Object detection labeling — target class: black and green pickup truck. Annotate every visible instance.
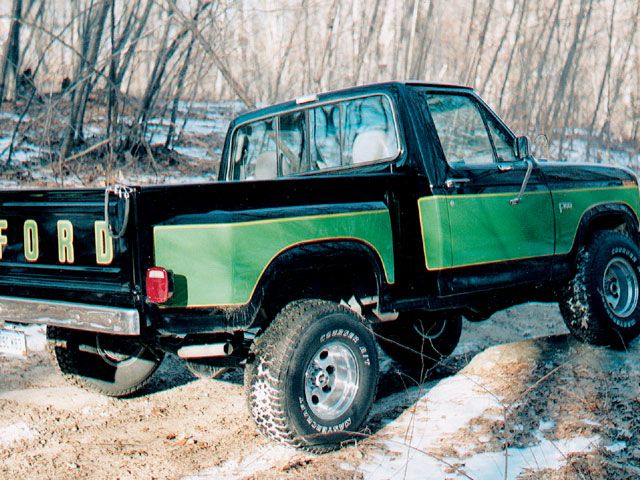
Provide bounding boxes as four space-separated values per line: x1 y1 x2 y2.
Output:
1 81 640 451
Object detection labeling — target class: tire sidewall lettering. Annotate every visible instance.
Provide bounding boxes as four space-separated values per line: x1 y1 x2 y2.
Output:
610 247 638 265
319 327 371 367
594 238 640 333
286 312 377 441
298 396 353 433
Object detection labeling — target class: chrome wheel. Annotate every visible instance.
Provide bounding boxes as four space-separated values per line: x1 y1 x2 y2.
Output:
602 257 639 323
96 335 146 367
304 340 359 421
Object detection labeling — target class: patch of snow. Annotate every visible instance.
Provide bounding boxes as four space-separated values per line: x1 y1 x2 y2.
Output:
378 349 394 374
451 341 476 355
582 418 600 427
458 434 599 480
184 444 296 479
360 374 503 479
548 137 639 170
0 111 29 122
175 99 245 115
539 419 555 431
605 441 626 453
172 145 214 160
0 422 37 446
360 340 604 480
84 125 105 137
0 137 44 163
146 116 229 143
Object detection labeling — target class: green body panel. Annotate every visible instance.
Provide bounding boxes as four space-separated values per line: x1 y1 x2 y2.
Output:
447 191 555 267
419 186 640 270
417 197 452 269
419 192 555 269
153 210 395 307
552 186 640 254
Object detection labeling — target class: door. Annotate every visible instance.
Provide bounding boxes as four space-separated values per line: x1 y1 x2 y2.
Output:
421 92 555 285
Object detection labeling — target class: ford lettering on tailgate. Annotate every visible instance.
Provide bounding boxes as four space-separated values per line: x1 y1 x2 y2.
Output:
0 217 114 266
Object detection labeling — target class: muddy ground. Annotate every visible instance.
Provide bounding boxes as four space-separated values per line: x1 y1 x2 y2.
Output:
1 303 639 480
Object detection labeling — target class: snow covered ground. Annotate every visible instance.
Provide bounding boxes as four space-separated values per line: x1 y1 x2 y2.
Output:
3 303 639 479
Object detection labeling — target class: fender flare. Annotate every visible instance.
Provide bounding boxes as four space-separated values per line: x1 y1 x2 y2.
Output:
571 202 639 256
247 239 391 317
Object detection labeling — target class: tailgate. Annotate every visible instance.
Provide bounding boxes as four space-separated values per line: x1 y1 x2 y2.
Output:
0 188 138 308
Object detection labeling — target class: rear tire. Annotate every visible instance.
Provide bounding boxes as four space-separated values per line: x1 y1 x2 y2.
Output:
47 327 164 397
559 231 640 348
245 299 379 452
375 312 462 377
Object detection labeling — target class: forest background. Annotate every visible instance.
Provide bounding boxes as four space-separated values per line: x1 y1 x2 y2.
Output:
0 0 638 185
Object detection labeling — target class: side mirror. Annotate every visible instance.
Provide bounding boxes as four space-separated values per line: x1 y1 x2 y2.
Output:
516 136 530 160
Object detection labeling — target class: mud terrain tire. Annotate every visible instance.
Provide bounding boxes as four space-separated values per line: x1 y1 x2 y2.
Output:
245 299 379 452
559 231 640 348
376 312 462 377
47 327 164 397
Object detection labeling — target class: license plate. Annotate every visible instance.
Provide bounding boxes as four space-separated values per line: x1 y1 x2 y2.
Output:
0 329 27 357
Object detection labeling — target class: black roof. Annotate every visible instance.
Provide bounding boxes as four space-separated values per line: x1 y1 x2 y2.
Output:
231 81 473 127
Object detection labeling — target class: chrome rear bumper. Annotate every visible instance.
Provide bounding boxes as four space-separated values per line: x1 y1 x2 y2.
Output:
0 296 140 335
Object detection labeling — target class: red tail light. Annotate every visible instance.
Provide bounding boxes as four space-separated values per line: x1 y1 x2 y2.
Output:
146 267 173 304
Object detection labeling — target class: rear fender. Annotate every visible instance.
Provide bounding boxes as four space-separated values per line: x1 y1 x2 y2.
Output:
250 240 388 327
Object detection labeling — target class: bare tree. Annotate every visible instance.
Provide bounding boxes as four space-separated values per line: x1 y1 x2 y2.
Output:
0 0 23 102
0 0 637 178
58 0 111 162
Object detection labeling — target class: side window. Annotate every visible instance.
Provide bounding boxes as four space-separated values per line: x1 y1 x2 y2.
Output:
342 96 398 165
485 116 518 163
232 118 277 180
231 94 400 180
425 94 495 166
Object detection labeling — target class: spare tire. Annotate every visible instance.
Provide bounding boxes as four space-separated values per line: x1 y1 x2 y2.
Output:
47 327 163 397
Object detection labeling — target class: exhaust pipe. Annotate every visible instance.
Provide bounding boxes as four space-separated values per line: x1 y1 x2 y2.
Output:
177 342 234 359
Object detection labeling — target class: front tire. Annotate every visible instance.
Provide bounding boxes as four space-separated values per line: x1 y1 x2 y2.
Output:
245 300 379 452
47 327 164 397
559 231 640 348
376 312 462 377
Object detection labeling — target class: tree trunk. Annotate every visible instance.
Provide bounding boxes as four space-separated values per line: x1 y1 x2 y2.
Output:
498 0 528 112
166 0 256 108
0 0 23 103
59 0 110 163
165 32 196 148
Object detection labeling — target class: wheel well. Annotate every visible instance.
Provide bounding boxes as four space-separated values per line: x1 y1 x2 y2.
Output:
581 210 638 247
571 206 639 265
251 241 383 329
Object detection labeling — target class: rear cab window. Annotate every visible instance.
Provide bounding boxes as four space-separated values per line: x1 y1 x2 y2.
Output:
229 94 401 180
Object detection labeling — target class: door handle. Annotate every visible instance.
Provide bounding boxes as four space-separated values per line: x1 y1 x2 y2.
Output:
445 178 471 189
510 159 533 206
497 163 513 172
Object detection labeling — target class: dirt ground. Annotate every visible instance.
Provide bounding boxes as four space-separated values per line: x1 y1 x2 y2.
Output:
2 303 639 480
